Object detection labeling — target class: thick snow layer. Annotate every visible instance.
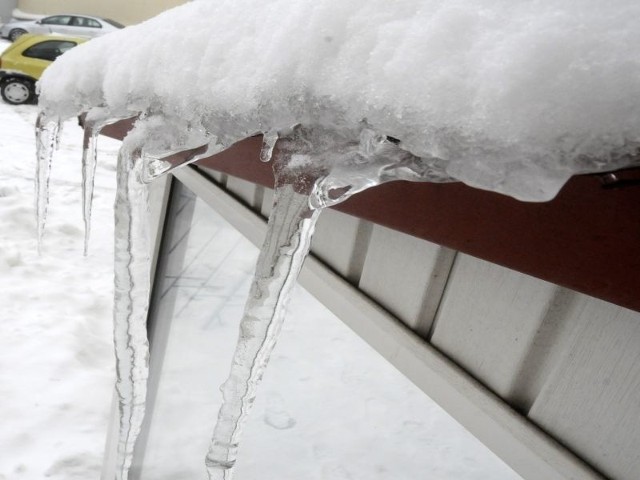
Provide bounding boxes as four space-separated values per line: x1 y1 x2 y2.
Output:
0 69 520 478
38 0 640 200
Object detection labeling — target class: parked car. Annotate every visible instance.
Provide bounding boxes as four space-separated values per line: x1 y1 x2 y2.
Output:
1 14 124 42
0 34 87 104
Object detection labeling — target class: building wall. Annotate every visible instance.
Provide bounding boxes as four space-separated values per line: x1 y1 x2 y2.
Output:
1 0 19 24
16 0 189 25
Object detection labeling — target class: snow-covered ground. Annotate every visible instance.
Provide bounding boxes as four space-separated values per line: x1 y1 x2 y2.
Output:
0 36 521 479
0 40 119 479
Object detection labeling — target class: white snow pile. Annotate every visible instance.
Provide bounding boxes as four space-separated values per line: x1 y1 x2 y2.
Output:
38 0 640 200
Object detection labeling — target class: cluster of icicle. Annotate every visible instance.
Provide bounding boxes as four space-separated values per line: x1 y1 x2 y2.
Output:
36 107 455 479
32 0 640 476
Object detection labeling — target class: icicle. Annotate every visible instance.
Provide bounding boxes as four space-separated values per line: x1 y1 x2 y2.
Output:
205 148 324 480
34 111 60 254
81 109 132 255
309 128 454 209
113 139 151 480
259 131 279 162
141 143 209 184
204 125 455 479
130 115 214 183
81 123 99 255
142 153 173 182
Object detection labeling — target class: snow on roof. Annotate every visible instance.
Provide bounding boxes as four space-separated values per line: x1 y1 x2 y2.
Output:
38 0 640 200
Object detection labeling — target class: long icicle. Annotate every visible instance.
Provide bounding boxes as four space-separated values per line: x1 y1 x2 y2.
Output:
113 139 151 480
205 154 324 480
35 111 60 254
81 110 135 255
203 125 455 479
81 119 101 255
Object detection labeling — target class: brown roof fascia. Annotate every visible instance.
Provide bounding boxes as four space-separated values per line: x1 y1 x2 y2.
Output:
100 119 640 313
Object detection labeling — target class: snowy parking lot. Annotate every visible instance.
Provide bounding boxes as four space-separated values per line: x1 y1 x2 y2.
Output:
0 38 520 479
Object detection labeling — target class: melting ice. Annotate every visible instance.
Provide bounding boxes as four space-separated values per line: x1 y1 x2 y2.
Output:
205 126 450 479
34 0 640 478
34 112 59 253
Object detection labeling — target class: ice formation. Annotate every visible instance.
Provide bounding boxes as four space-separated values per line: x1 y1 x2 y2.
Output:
205 126 449 479
205 147 323 478
81 108 131 254
34 0 639 478
111 137 151 480
34 113 59 253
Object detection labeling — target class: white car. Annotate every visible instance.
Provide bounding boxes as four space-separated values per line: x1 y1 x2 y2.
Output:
1 14 124 42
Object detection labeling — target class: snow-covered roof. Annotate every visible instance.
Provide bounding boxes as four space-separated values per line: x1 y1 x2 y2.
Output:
38 0 640 201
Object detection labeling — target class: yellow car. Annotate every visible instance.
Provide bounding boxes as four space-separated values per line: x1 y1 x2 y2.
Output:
0 34 87 104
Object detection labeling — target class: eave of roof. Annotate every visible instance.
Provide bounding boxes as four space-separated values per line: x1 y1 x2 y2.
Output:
101 119 640 313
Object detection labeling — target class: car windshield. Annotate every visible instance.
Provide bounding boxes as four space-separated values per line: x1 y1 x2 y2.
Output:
100 18 125 29
22 40 77 61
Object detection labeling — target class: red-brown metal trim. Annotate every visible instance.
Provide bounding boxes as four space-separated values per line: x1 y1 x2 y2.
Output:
101 120 640 313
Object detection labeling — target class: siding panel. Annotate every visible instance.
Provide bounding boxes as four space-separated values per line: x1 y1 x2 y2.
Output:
359 225 454 333
431 255 579 407
311 209 372 284
529 299 640 480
